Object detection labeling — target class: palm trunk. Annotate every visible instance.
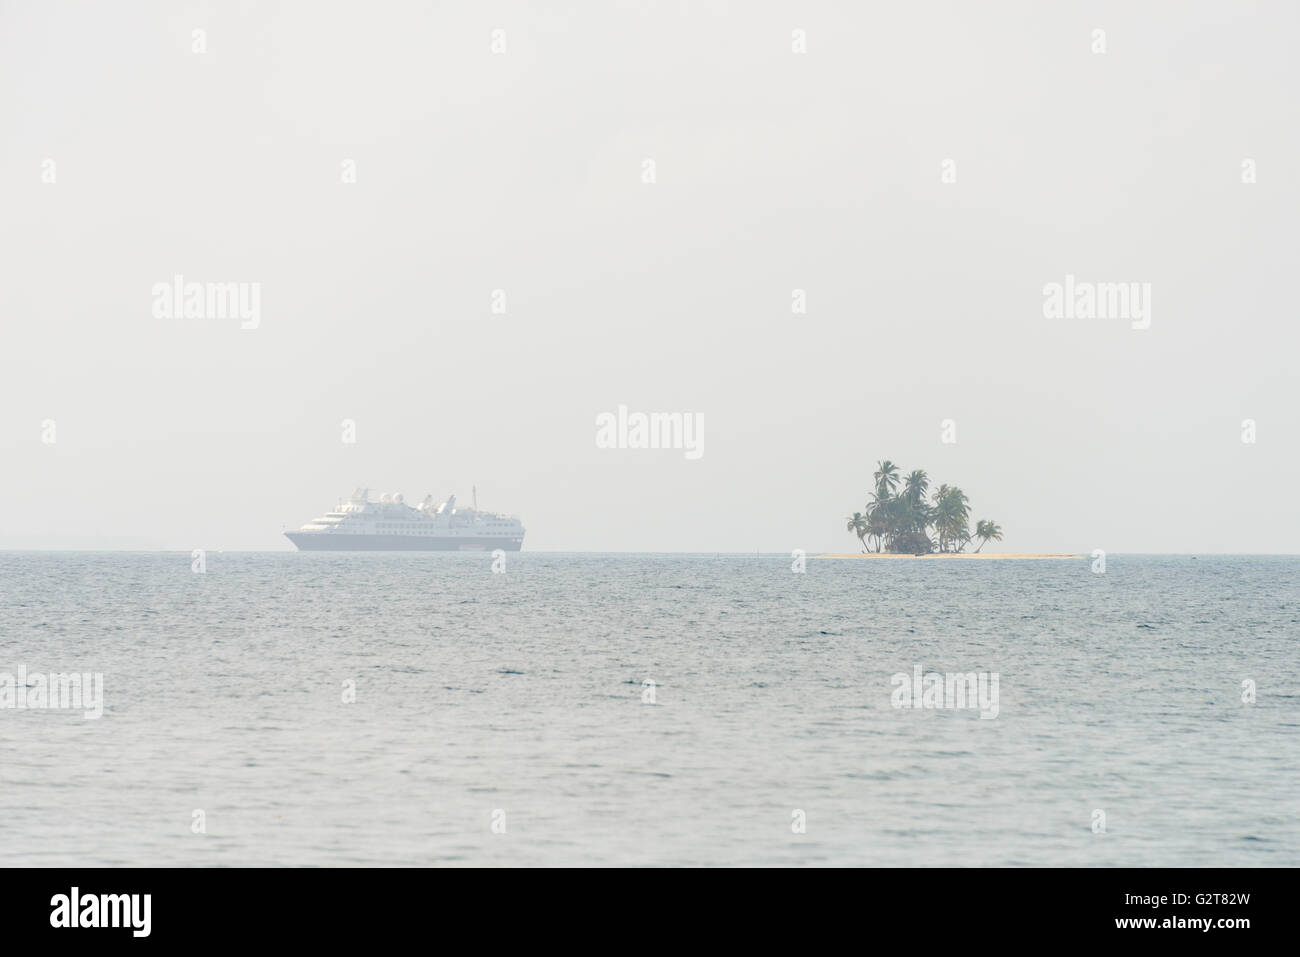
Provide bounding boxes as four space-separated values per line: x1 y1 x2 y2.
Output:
974 539 985 553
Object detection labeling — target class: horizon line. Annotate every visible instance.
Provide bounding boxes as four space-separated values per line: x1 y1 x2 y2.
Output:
3 549 1300 557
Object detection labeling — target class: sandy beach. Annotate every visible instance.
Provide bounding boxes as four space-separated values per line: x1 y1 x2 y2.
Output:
815 552 1082 560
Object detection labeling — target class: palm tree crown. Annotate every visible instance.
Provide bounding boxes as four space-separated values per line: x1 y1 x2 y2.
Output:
873 460 900 499
973 520 1003 553
901 470 930 507
845 512 870 552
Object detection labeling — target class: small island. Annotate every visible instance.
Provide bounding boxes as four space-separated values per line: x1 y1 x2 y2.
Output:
828 460 1079 559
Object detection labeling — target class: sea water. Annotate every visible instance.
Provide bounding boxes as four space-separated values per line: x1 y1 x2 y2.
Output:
0 552 1295 866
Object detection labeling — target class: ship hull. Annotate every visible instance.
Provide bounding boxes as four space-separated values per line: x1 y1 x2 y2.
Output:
286 532 523 552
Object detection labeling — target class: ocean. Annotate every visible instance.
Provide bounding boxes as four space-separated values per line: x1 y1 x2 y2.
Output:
1 552 1296 866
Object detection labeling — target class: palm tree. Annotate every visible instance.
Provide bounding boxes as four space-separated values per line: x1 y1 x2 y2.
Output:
973 520 1002 553
932 484 970 552
901 469 929 508
866 511 888 552
880 495 908 552
932 484 951 552
890 471 931 552
864 491 889 552
845 512 870 552
873 460 900 499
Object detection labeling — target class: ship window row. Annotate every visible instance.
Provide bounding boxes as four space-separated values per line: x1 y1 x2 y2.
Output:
366 524 510 535
357 524 515 535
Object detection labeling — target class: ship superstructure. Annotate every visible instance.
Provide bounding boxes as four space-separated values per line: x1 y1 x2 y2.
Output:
285 488 525 551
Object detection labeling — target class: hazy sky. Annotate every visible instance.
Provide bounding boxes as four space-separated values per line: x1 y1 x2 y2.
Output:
2 1 1297 552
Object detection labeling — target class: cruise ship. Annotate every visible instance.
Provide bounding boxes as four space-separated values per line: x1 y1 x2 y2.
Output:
285 488 525 551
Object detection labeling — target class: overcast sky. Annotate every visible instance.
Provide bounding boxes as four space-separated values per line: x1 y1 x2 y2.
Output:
2 0 1297 552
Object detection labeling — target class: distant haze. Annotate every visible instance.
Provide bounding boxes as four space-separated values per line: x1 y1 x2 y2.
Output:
2 1 1297 552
